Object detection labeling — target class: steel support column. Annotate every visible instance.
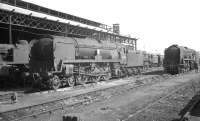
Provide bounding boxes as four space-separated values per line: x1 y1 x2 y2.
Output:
9 15 12 44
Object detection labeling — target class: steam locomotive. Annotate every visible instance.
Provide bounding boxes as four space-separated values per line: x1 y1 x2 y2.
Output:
163 44 199 74
0 35 162 89
0 40 30 86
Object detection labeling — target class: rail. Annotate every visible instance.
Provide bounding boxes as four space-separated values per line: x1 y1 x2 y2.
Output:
0 74 156 121
0 68 165 121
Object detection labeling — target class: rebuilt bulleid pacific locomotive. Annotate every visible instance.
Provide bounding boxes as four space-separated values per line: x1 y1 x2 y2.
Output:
163 44 199 74
29 35 125 89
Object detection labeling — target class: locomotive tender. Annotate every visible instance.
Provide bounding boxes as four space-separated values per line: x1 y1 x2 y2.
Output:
163 44 199 74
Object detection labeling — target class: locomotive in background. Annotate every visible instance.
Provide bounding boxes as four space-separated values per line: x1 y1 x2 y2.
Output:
0 40 30 87
0 35 163 89
143 52 163 68
163 44 199 74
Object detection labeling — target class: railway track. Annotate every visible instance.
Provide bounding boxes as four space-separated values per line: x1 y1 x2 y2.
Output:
0 71 169 121
0 69 156 96
0 67 164 101
122 78 199 121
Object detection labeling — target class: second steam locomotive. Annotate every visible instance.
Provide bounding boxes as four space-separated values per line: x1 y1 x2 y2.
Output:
163 44 199 74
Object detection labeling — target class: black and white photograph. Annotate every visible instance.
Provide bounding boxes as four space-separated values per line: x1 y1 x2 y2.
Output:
0 0 200 121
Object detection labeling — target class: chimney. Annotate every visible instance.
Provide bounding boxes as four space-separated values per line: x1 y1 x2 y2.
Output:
113 24 120 34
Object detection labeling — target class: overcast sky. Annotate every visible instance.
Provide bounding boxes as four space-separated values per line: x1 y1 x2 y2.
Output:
23 0 200 54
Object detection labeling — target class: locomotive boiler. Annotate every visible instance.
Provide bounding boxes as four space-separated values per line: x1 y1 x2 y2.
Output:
163 44 197 74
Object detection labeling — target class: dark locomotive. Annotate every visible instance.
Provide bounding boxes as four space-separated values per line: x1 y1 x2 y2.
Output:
29 35 123 89
163 44 199 74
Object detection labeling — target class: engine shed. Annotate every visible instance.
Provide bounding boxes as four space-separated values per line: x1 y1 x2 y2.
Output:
0 0 137 50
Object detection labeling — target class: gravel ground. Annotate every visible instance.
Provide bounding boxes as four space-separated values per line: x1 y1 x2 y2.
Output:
63 72 200 121
131 78 200 121
0 74 165 121
1 70 199 121
0 75 157 113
